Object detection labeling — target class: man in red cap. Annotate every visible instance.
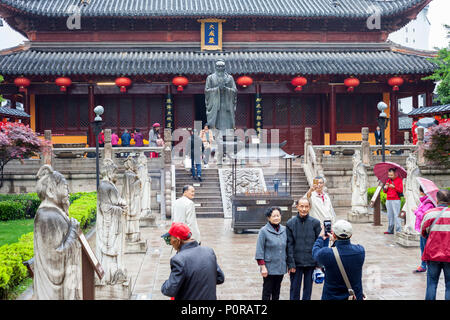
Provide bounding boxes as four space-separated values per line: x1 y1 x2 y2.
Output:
161 222 224 300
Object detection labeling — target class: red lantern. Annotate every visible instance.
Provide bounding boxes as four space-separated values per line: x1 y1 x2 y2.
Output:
388 76 404 91
14 77 31 92
55 77 72 92
291 76 307 92
344 77 360 93
115 77 132 92
172 76 189 92
237 76 253 88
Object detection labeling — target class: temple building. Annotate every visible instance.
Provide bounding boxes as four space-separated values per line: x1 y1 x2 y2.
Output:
0 0 437 154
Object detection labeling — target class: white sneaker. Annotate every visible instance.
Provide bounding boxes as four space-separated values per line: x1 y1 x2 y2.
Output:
204 164 209 168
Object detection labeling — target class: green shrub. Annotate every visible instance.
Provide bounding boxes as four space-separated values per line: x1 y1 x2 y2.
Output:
0 201 26 221
68 193 97 230
0 232 33 298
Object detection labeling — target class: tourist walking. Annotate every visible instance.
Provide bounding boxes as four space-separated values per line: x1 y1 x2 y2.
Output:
111 131 119 147
374 126 382 155
413 185 435 273
98 129 105 147
286 197 321 300
200 124 214 167
172 185 201 244
421 190 450 300
161 222 224 300
312 220 365 300
121 129 131 147
306 176 336 223
383 168 403 234
255 207 287 300
133 129 144 147
186 129 204 181
149 123 163 158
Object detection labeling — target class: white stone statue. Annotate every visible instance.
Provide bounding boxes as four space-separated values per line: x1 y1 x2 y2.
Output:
137 153 152 219
121 156 142 242
34 165 82 300
96 159 128 285
351 150 368 216
401 154 421 234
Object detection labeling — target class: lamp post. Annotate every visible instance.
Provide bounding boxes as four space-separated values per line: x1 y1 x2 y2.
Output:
91 105 104 190
376 102 389 163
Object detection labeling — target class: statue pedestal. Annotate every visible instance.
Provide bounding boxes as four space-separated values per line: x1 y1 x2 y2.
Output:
125 239 147 254
395 231 420 247
347 212 372 223
140 215 156 228
95 277 132 300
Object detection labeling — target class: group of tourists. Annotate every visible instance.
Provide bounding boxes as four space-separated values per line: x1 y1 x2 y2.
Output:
97 123 163 150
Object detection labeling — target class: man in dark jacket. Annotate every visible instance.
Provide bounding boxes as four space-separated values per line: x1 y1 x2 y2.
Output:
312 220 365 300
186 129 204 181
161 222 224 300
121 129 131 147
286 197 321 300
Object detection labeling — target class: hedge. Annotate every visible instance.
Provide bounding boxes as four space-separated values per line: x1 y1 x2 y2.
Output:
367 187 405 210
0 233 33 299
0 192 96 221
0 193 97 299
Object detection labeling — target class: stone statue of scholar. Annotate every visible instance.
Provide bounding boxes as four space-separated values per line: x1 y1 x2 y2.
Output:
121 156 142 242
205 60 237 131
34 165 82 300
96 159 128 285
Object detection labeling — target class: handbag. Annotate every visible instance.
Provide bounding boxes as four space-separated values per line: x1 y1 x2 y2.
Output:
183 155 191 169
332 247 366 300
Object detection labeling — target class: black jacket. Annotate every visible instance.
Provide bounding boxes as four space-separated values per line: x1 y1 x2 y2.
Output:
374 130 382 145
286 214 321 268
161 241 225 300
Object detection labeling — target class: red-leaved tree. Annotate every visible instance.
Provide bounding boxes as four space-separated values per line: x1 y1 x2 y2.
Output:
0 123 50 188
423 122 450 169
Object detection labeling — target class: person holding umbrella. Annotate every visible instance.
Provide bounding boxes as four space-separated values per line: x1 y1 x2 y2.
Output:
383 168 404 234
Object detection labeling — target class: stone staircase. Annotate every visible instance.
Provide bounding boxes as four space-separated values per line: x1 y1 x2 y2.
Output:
175 168 224 218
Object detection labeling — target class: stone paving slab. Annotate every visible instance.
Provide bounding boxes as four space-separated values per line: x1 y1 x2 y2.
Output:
129 209 447 300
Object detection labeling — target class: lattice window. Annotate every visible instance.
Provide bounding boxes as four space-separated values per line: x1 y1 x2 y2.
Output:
79 97 89 128
54 103 65 128
119 98 133 128
262 96 273 127
149 96 164 127
67 98 78 128
174 96 193 129
274 96 289 126
102 97 118 129
134 97 149 128
235 95 250 128
290 96 303 125
354 96 365 125
41 102 53 131
304 97 317 125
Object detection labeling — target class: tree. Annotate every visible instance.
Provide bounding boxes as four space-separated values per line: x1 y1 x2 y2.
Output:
0 123 49 188
423 48 450 105
423 123 450 169
0 75 4 103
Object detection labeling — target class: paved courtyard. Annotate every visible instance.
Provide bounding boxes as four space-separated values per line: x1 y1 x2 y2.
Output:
121 208 447 301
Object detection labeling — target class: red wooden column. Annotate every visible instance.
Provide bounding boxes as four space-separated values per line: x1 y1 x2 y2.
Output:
390 91 398 145
425 82 433 106
88 85 95 147
329 85 337 145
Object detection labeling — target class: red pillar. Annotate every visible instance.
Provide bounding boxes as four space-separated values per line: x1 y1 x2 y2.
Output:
88 85 95 147
390 92 398 145
329 85 337 145
425 83 433 106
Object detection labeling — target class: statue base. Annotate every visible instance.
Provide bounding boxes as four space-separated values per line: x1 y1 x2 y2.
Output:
125 240 147 254
347 212 372 223
95 277 132 300
140 215 157 228
395 231 420 247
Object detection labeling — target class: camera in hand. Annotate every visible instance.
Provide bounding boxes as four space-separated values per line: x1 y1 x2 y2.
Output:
324 220 332 235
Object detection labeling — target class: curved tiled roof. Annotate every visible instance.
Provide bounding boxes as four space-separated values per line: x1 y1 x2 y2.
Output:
0 48 436 76
0 106 30 118
0 0 429 19
408 105 450 117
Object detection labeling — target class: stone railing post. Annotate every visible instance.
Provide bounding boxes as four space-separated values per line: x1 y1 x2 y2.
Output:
304 127 312 163
403 131 411 155
316 149 324 177
43 130 53 166
416 127 425 166
103 129 112 160
164 128 173 219
361 127 370 165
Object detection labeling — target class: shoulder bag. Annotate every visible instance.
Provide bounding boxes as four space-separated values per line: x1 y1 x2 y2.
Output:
332 247 366 300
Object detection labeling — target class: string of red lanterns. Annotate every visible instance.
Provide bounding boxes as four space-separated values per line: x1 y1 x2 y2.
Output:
13 76 31 92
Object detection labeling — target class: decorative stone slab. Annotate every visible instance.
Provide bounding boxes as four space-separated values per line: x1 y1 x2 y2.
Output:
125 240 148 254
347 212 373 224
95 277 132 300
395 231 420 247
218 168 267 218
140 216 157 228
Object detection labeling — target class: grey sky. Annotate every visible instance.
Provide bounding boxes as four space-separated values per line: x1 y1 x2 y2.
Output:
0 0 449 50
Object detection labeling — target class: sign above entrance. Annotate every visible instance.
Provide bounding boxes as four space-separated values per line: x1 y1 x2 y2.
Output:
198 19 225 51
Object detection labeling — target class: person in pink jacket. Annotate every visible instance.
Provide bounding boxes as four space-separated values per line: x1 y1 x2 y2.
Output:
413 186 436 273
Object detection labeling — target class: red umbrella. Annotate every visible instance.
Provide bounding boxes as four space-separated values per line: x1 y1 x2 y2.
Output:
416 177 439 206
373 162 407 183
